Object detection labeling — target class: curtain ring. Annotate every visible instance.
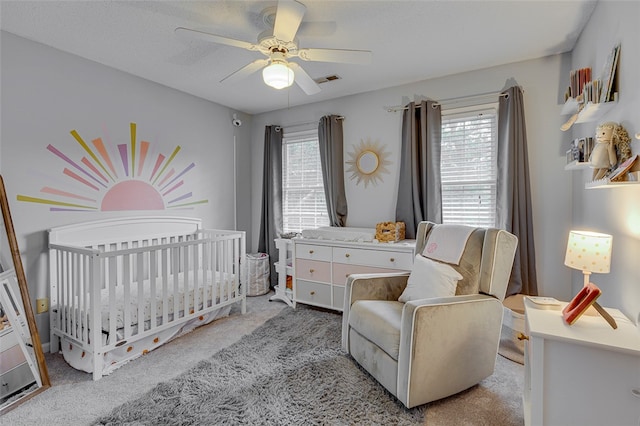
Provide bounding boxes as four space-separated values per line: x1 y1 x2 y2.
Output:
275 126 281 132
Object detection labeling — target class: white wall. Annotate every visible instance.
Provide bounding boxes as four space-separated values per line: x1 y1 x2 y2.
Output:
567 0 640 324
251 53 575 303
0 32 252 337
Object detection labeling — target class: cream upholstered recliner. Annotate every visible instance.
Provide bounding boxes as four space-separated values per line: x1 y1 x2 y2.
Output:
341 221 518 408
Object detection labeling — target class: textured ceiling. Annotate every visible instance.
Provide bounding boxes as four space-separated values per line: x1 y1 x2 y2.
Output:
0 0 597 114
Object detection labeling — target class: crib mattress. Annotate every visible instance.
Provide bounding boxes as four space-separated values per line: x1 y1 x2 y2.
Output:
60 271 236 334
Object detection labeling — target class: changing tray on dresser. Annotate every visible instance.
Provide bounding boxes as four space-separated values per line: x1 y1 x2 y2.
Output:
292 238 416 311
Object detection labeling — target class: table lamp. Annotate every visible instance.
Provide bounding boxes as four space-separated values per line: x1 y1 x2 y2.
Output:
563 230 616 328
564 230 612 287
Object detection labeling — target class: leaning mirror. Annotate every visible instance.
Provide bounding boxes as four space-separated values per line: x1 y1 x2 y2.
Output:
0 175 50 414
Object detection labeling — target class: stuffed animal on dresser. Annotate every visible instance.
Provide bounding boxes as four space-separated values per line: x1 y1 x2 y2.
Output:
589 121 632 180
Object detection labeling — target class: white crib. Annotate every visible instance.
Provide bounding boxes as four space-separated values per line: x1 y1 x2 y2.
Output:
48 216 246 380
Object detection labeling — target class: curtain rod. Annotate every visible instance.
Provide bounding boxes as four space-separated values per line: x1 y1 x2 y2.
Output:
385 91 509 112
285 116 344 128
279 116 344 131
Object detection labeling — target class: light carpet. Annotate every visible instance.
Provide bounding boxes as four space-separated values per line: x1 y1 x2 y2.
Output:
95 305 524 425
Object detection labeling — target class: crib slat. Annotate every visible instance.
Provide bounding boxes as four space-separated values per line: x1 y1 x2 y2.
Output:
149 248 157 330
172 244 179 323
183 241 189 318
123 254 131 339
161 246 169 326
137 251 145 333
108 255 117 344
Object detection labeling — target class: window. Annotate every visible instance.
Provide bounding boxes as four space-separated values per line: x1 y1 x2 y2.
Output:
440 105 498 227
282 130 329 233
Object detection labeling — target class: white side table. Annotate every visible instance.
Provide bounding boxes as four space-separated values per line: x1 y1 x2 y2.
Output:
523 297 640 426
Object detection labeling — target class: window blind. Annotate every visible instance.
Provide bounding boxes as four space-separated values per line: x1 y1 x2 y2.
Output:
440 107 498 227
282 130 329 233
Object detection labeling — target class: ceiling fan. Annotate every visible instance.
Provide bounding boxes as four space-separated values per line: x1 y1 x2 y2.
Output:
175 0 372 95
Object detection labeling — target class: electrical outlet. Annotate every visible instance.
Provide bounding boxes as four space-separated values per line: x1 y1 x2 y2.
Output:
36 298 48 314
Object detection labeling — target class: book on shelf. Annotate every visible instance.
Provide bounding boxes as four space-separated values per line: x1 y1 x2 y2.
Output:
568 67 591 100
599 43 620 103
608 154 637 182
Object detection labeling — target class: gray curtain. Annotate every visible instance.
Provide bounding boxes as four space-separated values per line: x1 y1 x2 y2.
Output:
318 115 348 226
497 86 538 296
395 100 442 239
258 125 283 287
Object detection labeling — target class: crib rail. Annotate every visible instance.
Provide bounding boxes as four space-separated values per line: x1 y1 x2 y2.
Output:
49 228 245 377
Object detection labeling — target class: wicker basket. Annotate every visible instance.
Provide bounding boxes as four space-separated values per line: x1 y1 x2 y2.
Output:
375 221 406 242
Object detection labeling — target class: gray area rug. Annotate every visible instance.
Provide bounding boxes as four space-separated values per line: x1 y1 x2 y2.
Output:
95 305 523 425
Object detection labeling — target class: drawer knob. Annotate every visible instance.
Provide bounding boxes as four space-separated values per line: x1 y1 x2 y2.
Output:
310 291 316 295
309 250 314 254
345 253 350 258
389 257 395 262
309 269 315 273
517 333 529 341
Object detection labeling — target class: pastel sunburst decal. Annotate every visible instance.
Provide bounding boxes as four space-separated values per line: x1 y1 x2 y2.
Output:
17 122 208 211
345 138 391 188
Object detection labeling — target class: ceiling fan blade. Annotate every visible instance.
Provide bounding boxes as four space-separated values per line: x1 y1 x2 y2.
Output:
175 27 258 51
297 48 372 65
273 0 306 41
221 59 270 84
289 62 321 95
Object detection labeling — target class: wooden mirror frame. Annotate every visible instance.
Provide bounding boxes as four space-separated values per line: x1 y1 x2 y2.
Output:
0 175 50 414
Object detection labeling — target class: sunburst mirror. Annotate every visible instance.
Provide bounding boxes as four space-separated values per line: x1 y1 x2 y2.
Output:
346 138 391 188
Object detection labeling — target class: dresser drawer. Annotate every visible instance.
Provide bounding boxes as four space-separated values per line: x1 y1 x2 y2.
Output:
295 280 331 307
295 259 331 283
331 263 400 286
0 362 35 398
295 243 332 262
332 247 414 270
0 344 27 375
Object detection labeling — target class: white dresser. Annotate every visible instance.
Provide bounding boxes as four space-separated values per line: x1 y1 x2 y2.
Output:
523 297 640 426
292 238 416 311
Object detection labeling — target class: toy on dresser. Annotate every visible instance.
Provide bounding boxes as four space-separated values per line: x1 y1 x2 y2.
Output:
375 221 406 242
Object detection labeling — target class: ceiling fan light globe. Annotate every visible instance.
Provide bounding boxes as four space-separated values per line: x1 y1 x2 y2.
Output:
262 62 295 89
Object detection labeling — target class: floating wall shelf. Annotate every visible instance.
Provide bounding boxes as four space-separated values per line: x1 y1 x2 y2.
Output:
561 98 618 124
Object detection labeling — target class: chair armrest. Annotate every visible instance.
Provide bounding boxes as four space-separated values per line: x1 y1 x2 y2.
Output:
346 272 410 305
341 272 409 351
396 294 504 407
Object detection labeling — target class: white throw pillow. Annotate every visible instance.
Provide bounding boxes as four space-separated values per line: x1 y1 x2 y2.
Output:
398 255 463 302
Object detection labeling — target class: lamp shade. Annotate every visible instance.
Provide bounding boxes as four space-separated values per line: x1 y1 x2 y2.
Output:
262 62 294 89
564 230 612 274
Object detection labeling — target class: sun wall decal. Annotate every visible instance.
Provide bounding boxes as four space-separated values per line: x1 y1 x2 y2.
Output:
17 122 208 211
345 138 391 188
